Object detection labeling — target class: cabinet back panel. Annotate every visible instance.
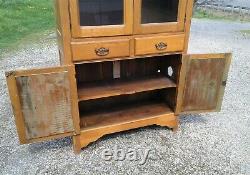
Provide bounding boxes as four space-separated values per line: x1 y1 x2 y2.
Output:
120 57 159 79
76 55 181 84
76 62 113 83
120 55 181 83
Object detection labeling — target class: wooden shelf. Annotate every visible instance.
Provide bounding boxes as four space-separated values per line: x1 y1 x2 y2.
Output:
78 76 176 101
80 102 173 131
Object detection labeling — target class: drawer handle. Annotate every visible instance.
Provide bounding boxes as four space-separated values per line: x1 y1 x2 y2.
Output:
95 47 109 56
155 42 167 51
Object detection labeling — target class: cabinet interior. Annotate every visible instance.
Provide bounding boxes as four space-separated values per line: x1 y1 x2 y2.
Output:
79 0 124 26
76 55 182 130
141 0 179 23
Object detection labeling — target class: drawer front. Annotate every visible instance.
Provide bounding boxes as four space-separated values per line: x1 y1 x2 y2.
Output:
72 39 130 61
135 34 185 56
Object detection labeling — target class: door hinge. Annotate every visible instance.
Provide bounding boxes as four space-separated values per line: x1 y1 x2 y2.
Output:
222 80 227 86
5 71 15 78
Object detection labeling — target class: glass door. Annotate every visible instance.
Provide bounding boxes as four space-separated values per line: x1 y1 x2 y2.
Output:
134 0 187 34
70 0 133 38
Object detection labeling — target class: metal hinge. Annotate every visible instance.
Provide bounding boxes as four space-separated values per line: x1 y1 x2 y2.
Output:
222 80 227 86
5 71 15 78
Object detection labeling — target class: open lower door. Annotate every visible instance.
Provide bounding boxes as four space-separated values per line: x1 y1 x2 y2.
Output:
5 66 80 144
176 53 232 114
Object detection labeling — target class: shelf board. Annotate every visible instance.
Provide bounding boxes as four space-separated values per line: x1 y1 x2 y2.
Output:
80 102 173 131
78 76 176 101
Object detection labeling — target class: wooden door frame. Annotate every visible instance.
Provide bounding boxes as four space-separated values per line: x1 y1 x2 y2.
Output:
175 53 232 114
54 0 73 65
69 0 133 38
5 65 80 144
134 0 187 34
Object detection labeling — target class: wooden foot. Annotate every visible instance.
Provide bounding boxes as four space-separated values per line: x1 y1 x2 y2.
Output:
73 114 179 152
172 115 179 132
79 131 104 148
172 125 179 132
157 115 179 131
72 135 81 154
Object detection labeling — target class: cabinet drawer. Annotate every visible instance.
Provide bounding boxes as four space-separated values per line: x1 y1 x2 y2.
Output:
72 39 130 61
135 34 185 56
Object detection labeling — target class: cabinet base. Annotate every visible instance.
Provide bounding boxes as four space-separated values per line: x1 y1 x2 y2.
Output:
72 114 179 154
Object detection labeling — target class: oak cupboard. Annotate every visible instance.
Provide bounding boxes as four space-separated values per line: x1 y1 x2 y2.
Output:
6 0 232 153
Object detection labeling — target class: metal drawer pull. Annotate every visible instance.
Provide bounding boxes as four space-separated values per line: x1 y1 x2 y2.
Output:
95 47 109 56
155 42 167 51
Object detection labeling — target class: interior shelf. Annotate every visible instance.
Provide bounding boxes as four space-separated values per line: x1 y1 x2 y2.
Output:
80 102 173 131
78 76 176 101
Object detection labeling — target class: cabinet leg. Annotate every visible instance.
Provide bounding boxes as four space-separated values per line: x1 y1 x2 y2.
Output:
157 114 179 132
73 135 81 154
72 131 104 152
172 115 179 133
172 125 179 132
79 131 104 148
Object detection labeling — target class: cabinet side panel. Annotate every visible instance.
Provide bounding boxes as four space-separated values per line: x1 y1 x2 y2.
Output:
16 72 74 140
54 0 72 65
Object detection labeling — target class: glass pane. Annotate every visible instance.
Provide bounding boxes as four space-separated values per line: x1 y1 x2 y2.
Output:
79 0 124 26
141 0 179 24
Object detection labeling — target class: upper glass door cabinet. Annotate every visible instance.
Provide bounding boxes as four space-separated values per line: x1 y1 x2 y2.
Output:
70 0 133 37
134 0 187 34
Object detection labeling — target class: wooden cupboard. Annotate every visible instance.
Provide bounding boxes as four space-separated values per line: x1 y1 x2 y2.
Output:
6 0 232 153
